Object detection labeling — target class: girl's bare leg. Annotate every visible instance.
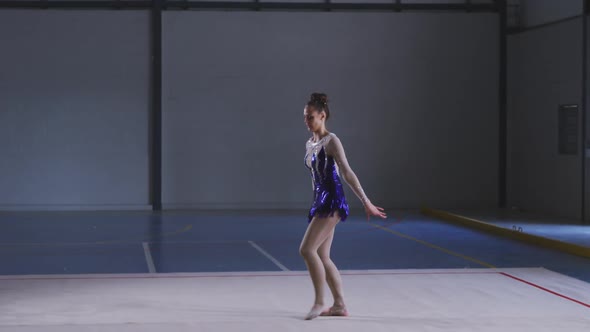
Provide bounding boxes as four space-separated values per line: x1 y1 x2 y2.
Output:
318 228 346 314
299 214 340 320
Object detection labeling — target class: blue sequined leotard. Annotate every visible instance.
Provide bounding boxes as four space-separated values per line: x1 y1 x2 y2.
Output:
304 133 350 222
305 133 371 222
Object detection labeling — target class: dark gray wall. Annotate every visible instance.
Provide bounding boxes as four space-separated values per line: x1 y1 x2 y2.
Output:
520 0 583 27
0 9 499 211
0 10 151 210
507 17 583 218
162 11 499 210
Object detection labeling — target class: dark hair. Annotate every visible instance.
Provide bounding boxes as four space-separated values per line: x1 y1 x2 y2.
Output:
306 92 330 120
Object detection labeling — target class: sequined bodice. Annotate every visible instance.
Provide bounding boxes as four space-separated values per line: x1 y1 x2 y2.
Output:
304 134 340 189
304 133 349 222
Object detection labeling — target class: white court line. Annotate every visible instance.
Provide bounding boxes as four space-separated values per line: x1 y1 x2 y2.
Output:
0 269 502 280
142 242 156 274
248 240 290 271
0 268 506 281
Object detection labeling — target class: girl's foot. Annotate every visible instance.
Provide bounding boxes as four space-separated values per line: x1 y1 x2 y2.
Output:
304 304 325 320
320 305 348 317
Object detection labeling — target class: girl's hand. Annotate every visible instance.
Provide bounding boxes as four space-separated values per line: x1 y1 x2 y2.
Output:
364 202 387 220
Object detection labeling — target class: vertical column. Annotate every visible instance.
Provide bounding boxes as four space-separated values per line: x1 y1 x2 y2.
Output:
498 0 507 208
582 0 588 222
151 0 163 210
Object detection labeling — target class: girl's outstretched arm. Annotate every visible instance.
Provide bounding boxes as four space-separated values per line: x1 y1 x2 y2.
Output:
326 134 387 220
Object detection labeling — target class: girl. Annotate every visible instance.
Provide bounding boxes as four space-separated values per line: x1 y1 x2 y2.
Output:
301 92 387 320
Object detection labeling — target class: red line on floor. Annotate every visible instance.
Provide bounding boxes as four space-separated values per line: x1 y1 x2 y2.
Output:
500 272 590 309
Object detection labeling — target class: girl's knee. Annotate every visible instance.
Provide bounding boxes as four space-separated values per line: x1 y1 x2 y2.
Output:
299 246 318 258
299 246 310 258
319 255 331 264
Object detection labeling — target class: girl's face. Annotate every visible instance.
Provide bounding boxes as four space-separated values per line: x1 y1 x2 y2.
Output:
303 106 325 132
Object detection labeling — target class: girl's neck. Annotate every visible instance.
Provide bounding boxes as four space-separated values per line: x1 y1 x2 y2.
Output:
313 129 329 142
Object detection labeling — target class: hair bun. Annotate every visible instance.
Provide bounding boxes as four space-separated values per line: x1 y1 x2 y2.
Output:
306 92 331 120
310 92 328 105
